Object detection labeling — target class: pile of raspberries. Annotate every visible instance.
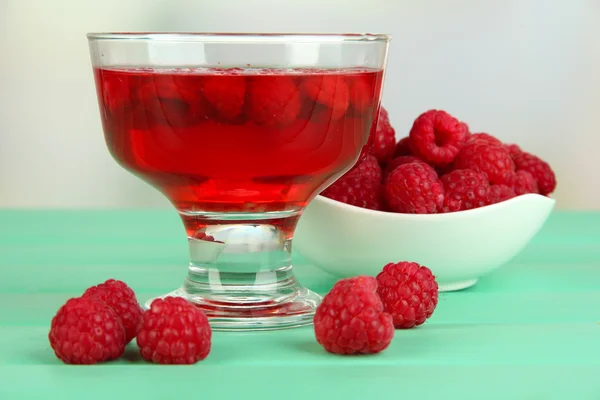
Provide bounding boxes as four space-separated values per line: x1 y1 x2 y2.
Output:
322 108 557 213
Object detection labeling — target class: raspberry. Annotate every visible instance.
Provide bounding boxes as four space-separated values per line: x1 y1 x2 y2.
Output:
83 279 144 344
384 163 444 214
376 262 438 329
383 156 432 183
513 170 538 195
453 142 516 185
313 276 394 355
247 76 301 126
393 137 412 157
440 169 491 212
505 143 524 160
347 77 372 114
49 297 126 364
371 107 397 164
466 132 503 147
408 110 468 166
139 78 210 128
322 176 383 210
345 154 382 182
512 152 556 195
201 76 246 119
300 76 349 120
137 297 212 364
490 184 516 203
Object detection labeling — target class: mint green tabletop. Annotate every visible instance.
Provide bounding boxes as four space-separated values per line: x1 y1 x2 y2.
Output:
0 210 599 399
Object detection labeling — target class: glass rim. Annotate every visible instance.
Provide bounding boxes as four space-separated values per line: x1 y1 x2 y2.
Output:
86 32 391 43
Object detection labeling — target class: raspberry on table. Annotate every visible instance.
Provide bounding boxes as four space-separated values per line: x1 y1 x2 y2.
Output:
83 279 144 344
466 132 503 147
313 276 394 355
513 170 538 195
393 136 412 157
201 75 246 119
322 176 383 210
453 141 516 186
370 107 397 164
247 76 301 126
512 152 556 195
408 109 468 166
440 169 491 212
384 163 444 214
376 262 438 329
489 184 516 203
345 154 383 183
49 297 126 364
300 76 349 120
383 156 432 183
136 297 212 364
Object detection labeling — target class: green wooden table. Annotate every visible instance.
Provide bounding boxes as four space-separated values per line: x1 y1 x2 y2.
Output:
1 210 599 399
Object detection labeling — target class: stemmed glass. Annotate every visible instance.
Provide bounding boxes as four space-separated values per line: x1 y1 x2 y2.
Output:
87 32 390 330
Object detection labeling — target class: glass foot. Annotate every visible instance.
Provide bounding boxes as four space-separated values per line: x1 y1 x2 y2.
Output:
144 283 321 331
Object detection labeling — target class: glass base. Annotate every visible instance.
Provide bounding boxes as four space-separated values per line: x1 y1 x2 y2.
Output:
144 282 321 331
145 210 322 330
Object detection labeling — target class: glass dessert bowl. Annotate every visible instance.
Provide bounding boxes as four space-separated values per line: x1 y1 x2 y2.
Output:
87 32 390 330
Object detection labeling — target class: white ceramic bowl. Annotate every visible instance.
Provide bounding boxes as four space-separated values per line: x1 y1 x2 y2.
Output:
294 194 555 291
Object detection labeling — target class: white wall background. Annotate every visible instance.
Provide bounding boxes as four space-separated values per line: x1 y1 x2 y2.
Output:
1 0 599 209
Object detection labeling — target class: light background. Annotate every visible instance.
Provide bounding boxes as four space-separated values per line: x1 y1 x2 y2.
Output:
1 0 598 209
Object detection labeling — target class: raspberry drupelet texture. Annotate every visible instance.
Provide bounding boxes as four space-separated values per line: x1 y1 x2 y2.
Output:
408 110 468 166
371 107 397 164
49 297 126 364
384 163 444 214
136 297 212 365
512 152 556 195
440 169 491 212
83 279 144 344
322 176 383 210
376 262 439 329
345 154 383 183
313 276 394 355
247 76 301 126
466 132 503 147
393 137 412 157
453 142 516 186
490 184 517 203
513 170 539 195
383 156 432 183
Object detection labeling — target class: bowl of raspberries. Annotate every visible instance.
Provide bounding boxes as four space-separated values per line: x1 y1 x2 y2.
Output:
294 108 556 291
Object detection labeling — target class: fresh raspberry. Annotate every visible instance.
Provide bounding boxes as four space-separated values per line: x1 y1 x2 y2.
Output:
347 76 372 114
393 137 412 157
453 142 516 185
322 176 383 210
83 279 143 344
513 170 538 195
345 155 382 182
408 110 468 166
370 107 397 164
137 297 212 364
466 132 503 147
49 297 126 364
376 262 438 329
247 76 301 126
201 76 246 119
384 163 444 214
313 276 394 355
440 169 491 212
505 143 524 160
512 152 556 195
383 156 432 183
300 76 349 120
489 184 516 203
